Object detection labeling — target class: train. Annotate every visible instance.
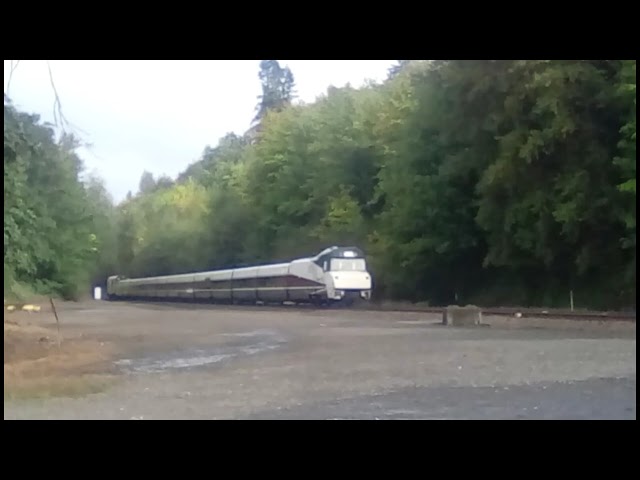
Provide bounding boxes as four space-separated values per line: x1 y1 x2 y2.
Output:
106 246 373 306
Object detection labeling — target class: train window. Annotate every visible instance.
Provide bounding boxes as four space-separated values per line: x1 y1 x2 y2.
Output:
329 259 366 271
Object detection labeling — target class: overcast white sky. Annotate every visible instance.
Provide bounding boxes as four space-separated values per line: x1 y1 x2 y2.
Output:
4 60 395 203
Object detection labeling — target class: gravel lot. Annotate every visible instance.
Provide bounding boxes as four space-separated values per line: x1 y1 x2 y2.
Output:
4 300 636 420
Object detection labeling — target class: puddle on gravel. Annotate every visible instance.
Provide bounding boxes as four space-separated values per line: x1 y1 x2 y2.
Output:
114 329 287 374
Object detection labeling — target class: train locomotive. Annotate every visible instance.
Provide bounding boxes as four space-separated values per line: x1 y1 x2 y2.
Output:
106 246 372 306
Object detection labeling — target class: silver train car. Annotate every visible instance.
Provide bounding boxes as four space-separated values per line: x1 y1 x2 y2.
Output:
106 246 373 305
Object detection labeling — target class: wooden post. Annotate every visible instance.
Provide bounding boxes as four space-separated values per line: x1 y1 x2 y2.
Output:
49 297 62 349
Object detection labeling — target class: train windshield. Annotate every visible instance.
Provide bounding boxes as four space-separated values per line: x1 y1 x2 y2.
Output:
329 258 366 271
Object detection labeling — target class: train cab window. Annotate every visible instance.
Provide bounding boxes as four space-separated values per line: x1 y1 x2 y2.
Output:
329 258 366 271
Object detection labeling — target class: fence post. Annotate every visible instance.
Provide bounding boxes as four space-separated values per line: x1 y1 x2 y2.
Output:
49 297 62 349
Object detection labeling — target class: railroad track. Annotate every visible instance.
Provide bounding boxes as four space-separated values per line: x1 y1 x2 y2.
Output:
117 298 636 322
7 297 634 322
358 304 637 322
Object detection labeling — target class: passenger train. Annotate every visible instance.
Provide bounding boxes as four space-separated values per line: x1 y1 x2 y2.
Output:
106 246 372 306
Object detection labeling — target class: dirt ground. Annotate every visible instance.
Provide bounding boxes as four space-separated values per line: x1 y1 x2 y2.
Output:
4 316 117 401
3 300 636 419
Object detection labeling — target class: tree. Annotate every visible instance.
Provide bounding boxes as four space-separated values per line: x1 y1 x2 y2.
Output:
387 60 411 78
4 97 112 300
138 170 156 194
252 60 296 125
613 60 636 305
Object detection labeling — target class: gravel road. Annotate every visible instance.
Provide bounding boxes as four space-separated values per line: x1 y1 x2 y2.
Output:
4 301 636 420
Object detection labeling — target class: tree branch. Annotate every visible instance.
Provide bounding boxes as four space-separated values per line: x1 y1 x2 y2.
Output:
6 60 21 97
46 60 69 133
44 61 90 142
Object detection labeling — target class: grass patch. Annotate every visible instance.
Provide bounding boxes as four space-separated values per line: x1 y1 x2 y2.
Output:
4 374 116 401
4 318 120 401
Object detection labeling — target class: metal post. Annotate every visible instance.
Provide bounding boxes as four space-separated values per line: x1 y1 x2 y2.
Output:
570 290 574 312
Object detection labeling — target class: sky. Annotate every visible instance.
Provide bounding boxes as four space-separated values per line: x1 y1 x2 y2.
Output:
4 60 396 203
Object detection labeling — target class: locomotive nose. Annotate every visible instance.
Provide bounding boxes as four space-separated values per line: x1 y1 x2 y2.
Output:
334 274 370 280
329 271 372 290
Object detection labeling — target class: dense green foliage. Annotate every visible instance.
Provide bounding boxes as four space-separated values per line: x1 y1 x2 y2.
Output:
4 60 636 309
4 97 116 300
